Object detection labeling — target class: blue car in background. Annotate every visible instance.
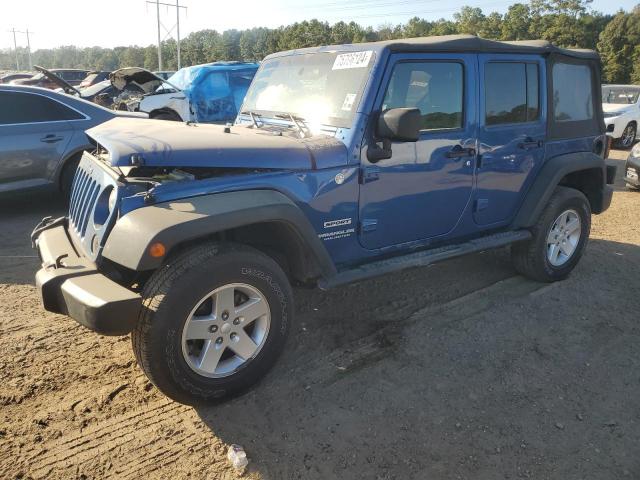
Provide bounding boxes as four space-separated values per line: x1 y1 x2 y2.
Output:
0 85 145 197
138 62 259 123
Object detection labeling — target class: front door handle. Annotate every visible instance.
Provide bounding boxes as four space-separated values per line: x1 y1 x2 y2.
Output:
518 138 543 150
446 145 476 159
40 134 64 144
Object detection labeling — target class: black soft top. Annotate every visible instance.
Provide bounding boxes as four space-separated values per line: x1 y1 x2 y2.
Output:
373 35 599 60
267 34 599 62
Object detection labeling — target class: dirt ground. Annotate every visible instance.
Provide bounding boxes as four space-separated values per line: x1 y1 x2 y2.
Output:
0 149 638 480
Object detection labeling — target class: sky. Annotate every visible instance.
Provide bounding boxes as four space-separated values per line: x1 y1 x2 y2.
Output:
1 0 638 51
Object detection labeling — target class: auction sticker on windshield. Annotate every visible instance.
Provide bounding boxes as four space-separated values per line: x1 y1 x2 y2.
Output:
333 51 373 70
342 93 357 111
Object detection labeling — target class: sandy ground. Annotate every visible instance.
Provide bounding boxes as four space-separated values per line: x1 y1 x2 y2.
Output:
0 149 639 480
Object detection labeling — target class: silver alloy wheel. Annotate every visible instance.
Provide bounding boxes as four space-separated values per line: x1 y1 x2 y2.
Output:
621 124 636 148
181 283 271 378
546 209 581 267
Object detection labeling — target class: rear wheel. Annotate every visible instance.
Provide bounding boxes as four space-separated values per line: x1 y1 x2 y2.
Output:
132 243 293 405
512 187 591 282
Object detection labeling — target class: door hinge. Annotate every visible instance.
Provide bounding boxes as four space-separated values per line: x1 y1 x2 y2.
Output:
360 166 380 184
360 219 378 233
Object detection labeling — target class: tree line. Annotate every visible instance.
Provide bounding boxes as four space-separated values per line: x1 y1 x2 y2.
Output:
1 0 639 84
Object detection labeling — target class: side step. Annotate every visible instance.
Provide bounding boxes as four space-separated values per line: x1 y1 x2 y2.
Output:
318 230 531 290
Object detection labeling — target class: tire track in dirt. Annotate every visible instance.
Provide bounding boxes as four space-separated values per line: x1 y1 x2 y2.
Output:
29 400 188 478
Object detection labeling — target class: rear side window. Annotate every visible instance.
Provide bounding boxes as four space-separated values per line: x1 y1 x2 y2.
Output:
0 91 85 124
552 63 593 122
485 62 539 125
383 62 464 130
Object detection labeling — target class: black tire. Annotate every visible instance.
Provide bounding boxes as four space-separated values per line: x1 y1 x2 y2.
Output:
616 122 636 149
511 186 591 283
59 155 81 202
132 243 293 405
152 110 182 121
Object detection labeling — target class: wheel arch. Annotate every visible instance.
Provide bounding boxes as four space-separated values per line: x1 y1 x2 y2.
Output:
102 189 337 284
54 147 90 190
149 107 183 121
513 151 608 228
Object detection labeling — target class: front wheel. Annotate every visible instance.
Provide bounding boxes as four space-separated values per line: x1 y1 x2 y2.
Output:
132 243 293 405
616 122 637 149
512 186 591 283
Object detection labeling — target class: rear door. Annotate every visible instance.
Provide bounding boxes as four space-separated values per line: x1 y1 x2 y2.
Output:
475 54 546 225
358 53 478 250
0 91 82 189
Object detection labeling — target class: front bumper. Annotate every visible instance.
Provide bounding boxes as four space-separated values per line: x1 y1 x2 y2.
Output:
624 157 640 186
32 217 141 336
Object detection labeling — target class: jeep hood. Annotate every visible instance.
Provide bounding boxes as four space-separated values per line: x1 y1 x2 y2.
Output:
86 117 348 170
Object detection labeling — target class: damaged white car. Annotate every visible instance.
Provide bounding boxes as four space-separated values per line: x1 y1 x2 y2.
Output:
137 62 259 123
110 67 176 112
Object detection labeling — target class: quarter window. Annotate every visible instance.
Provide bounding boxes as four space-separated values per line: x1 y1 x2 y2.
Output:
0 92 84 125
382 62 464 130
485 62 539 125
552 63 593 122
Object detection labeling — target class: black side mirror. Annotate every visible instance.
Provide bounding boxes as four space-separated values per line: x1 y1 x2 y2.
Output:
368 108 421 162
376 108 421 142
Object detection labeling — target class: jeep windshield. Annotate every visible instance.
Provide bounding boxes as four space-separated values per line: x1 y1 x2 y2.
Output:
240 50 375 130
602 86 640 104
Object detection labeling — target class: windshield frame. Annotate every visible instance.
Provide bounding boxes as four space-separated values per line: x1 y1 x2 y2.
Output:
240 50 376 130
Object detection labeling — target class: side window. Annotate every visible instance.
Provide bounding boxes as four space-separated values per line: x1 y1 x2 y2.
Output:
552 63 593 122
0 92 84 125
382 62 463 130
485 62 539 126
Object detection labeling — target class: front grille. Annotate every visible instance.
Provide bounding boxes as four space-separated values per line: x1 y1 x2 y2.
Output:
67 153 119 260
69 168 101 238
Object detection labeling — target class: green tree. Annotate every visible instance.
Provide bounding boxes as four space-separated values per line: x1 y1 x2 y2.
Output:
454 7 486 35
598 8 640 83
502 3 533 40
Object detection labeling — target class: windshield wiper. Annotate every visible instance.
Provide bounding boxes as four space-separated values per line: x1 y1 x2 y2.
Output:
240 110 263 128
275 113 310 138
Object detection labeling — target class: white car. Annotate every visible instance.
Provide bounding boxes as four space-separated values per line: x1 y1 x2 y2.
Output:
602 84 640 149
138 62 258 123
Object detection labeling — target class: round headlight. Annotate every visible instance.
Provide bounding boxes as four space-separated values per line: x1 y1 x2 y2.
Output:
631 143 640 158
94 186 116 228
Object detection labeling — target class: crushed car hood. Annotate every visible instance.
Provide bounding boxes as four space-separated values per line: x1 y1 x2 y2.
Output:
110 67 172 93
86 117 349 170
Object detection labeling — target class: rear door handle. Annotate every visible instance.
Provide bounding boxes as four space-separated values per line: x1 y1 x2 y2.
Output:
518 138 543 150
446 145 476 159
40 134 64 144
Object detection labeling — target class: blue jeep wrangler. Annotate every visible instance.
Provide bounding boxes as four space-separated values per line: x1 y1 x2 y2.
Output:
33 35 615 405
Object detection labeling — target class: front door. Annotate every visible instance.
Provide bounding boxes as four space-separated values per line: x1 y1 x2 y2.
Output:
474 54 546 225
358 53 477 250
